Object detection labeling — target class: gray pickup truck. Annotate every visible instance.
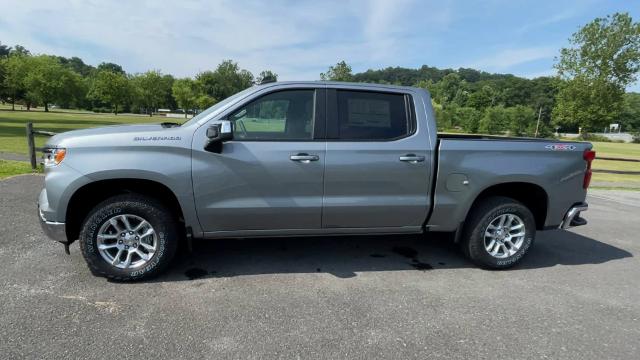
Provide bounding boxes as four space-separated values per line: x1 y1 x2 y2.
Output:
38 81 594 280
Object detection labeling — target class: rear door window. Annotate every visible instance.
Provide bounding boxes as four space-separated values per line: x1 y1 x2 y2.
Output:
335 90 410 140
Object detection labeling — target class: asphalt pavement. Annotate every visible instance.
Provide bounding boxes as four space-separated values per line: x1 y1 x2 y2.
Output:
0 174 638 359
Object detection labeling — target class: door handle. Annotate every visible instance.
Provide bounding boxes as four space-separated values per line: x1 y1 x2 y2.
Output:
290 153 319 163
399 154 425 163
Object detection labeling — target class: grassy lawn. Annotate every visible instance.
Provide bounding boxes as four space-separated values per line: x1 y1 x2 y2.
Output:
0 159 40 179
586 142 640 188
0 108 161 154
591 141 640 160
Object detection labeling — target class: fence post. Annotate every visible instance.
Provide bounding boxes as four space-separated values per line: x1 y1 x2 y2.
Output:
25 122 37 170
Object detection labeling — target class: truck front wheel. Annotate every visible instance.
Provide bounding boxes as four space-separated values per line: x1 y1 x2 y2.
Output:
79 194 178 281
462 196 536 269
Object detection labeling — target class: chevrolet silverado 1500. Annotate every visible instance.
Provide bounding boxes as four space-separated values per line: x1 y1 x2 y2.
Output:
38 81 594 280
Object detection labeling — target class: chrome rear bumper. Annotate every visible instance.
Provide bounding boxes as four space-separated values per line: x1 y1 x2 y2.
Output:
560 202 588 229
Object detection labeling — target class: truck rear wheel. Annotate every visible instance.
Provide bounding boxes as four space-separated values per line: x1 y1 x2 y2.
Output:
462 196 536 269
79 194 178 281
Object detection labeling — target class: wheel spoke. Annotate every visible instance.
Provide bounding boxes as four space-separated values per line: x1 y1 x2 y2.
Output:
486 239 496 251
133 220 149 232
510 223 524 231
109 218 123 233
120 215 132 231
497 215 507 228
504 239 516 252
140 241 155 251
122 251 133 268
511 231 525 238
112 249 123 265
140 228 155 239
98 243 118 250
97 234 118 241
491 241 501 255
135 249 150 261
500 243 508 255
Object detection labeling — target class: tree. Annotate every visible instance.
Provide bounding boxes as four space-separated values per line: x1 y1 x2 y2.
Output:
466 85 496 110
0 42 10 58
88 70 131 115
320 61 353 81
10 45 30 56
553 13 640 132
620 92 640 131
2 54 31 110
196 60 253 101
59 56 95 77
506 105 536 136
478 106 510 134
24 55 81 111
131 70 169 116
195 94 217 111
171 78 199 118
97 62 126 75
434 73 465 107
455 107 483 133
256 70 278 84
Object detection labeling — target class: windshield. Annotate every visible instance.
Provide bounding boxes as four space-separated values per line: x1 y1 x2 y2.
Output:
181 86 258 127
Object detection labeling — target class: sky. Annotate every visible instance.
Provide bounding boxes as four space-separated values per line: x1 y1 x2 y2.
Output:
1 0 639 90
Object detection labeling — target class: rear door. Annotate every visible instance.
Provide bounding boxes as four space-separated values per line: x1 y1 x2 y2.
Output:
322 88 431 229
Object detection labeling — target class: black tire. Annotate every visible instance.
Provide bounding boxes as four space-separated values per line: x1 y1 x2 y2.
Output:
462 196 536 269
79 194 178 281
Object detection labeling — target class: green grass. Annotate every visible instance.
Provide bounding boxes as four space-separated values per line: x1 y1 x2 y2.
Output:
589 142 640 188
591 141 640 160
0 108 161 154
591 159 640 172
0 159 40 179
592 171 640 184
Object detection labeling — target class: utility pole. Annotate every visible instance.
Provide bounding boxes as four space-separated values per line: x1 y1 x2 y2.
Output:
534 106 542 138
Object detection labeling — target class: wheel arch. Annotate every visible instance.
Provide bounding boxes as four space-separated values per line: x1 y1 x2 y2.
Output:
65 178 186 243
467 182 549 231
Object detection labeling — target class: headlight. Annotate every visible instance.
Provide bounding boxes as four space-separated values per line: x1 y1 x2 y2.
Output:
42 148 66 167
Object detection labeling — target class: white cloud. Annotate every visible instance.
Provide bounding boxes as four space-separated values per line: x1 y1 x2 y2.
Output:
0 0 452 79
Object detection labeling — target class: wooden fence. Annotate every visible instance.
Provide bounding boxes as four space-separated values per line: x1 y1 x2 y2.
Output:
25 122 57 170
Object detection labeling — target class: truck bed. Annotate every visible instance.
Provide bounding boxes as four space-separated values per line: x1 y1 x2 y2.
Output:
426 135 592 232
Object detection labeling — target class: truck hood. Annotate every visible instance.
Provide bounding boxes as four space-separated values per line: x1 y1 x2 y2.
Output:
46 124 182 148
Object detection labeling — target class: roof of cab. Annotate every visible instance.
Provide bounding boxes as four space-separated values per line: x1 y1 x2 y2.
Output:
255 80 423 92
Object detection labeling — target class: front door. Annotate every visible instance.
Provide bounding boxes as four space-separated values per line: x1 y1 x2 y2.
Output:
192 88 326 233
322 89 432 229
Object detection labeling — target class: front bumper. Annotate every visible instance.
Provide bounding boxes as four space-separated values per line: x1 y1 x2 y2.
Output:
38 204 67 243
38 188 67 243
559 202 588 229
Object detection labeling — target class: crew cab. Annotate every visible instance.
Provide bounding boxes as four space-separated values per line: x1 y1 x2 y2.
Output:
37 81 594 280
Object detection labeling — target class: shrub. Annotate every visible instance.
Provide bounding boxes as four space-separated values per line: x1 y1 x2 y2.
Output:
579 133 611 142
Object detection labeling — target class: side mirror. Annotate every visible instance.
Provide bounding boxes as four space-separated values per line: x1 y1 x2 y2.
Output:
204 120 233 153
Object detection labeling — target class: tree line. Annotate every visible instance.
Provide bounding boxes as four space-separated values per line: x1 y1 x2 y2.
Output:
1 12 639 135
0 43 278 117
